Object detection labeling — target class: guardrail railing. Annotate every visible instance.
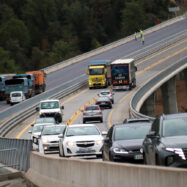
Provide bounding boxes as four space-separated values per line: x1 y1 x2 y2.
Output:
130 56 187 120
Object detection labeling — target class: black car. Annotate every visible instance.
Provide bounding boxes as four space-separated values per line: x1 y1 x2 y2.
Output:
95 96 112 109
102 122 151 162
143 113 187 167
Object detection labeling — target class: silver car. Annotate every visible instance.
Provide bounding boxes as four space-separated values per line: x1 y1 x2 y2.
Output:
98 90 114 104
40 124 66 154
82 105 103 123
95 96 112 109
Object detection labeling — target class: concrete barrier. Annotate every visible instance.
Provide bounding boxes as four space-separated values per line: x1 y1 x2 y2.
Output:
26 152 187 187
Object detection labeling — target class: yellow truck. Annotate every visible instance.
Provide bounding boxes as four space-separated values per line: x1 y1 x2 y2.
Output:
87 60 112 89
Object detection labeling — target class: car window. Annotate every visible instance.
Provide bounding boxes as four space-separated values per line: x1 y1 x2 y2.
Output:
41 101 59 109
86 106 98 111
114 126 151 141
101 92 110 95
12 93 21 97
42 126 65 135
33 125 44 133
66 126 100 136
35 118 55 124
162 117 187 137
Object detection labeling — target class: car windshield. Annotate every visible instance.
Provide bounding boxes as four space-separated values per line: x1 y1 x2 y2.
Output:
86 106 98 111
33 125 45 133
42 126 65 135
162 117 187 137
97 96 110 101
66 126 100 136
100 92 110 95
11 93 21 97
114 125 151 141
35 118 55 124
41 101 59 109
89 68 104 75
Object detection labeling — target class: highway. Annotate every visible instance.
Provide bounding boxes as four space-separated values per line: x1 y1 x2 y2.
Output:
6 38 187 162
0 18 186 116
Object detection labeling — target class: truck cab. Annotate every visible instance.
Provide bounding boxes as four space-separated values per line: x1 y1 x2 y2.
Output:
87 60 111 89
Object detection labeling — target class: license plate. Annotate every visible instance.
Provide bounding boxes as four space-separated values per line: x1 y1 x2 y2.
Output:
134 154 143 160
33 138 37 143
78 148 94 153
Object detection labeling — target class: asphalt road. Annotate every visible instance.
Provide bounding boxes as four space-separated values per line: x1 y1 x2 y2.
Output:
5 39 187 161
0 19 187 117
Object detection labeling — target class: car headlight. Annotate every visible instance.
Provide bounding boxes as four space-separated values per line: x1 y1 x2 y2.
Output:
66 141 76 147
113 148 128 154
165 148 185 160
96 140 103 145
42 137 49 143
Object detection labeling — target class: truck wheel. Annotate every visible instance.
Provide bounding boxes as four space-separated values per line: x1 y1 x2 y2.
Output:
55 113 62 123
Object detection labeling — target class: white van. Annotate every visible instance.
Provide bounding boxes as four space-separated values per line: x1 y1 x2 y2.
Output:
10 91 26 105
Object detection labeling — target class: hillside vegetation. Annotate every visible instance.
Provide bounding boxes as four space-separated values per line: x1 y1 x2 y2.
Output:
0 0 176 73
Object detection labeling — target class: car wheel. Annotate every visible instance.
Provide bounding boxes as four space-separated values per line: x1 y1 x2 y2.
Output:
96 154 102 159
83 119 86 124
112 100 114 104
109 105 112 109
100 118 103 123
109 152 114 161
155 154 160 165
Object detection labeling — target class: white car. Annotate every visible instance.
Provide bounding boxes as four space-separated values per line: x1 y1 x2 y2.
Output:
58 124 106 158
39 124 66 154
29 123 52 144
10 91 26 105
98 90 114 104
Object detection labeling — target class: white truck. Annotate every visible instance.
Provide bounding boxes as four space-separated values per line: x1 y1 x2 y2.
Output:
36 99 64 123
110 59 137 90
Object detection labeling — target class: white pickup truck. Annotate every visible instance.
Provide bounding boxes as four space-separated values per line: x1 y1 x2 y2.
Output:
36 99 64 123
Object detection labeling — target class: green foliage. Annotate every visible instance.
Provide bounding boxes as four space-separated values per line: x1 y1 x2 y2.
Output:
0 0 171 73
0 47 20 73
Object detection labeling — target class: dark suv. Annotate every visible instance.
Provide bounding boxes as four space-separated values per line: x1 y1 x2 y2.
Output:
143 113 187 167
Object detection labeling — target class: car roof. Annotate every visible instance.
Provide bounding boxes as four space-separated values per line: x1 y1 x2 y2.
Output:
67 124 96 128
40 99 59 103
162 113 187 120
123 118 150 123
43 124 66 128
10 91 23 94
33 123 53 127
113 123 151 128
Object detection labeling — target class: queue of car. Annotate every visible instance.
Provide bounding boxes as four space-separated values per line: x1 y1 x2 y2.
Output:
30 94 187 169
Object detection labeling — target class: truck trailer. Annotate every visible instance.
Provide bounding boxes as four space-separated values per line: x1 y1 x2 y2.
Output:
26 71 46 94
0 76 6 100
110 59 137 90
87 60 111 89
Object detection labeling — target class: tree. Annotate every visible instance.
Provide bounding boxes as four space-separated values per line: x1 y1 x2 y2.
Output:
0 47 20 73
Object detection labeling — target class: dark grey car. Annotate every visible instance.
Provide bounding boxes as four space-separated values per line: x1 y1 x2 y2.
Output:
143 113 187 167
95 96 112 109
82 105 103 123
102 122 151 162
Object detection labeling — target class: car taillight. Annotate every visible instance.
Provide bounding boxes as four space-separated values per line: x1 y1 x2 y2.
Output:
108 101 111 103
110 94 112 97
96 102 98 104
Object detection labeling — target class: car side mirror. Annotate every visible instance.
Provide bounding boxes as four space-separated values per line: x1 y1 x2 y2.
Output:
58 135 63 138
61 106 64 110
36 107 39 111
104 137 110 143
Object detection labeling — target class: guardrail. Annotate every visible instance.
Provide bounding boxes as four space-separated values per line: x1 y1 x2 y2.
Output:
43 14 186 74
0 138 32 171
130 56 187 120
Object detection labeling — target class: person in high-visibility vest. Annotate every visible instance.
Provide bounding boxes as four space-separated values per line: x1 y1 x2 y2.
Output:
134 32 137 40
140 30 143 38
142 36 144 44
